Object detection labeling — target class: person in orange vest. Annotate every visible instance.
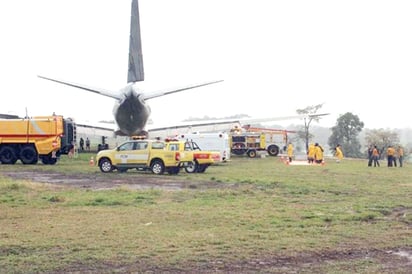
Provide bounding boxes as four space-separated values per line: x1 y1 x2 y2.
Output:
386 145 395 167
397 145 404 167
372 145 380 167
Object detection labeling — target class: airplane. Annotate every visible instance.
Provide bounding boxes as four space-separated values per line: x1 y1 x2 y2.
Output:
38 0 223 137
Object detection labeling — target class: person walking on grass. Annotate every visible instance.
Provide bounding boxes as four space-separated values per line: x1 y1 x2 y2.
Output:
335 144 343 163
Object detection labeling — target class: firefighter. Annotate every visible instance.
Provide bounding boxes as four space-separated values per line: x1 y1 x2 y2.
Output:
314 143 324 164
307 143 315 164
287 142 294 163
335 144 343 163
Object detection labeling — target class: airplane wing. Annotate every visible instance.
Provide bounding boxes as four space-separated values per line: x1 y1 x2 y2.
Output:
37 75 122 100
147 113 329 137
141 80 224 100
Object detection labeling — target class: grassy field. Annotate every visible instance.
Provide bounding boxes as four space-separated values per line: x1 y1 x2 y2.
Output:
0 154 411 273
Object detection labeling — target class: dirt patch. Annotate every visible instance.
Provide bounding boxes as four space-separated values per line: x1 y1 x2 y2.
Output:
53 248 412 273
1 170 231 191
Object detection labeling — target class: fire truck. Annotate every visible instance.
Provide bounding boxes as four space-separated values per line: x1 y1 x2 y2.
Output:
0 115 76 165
230 125 295 158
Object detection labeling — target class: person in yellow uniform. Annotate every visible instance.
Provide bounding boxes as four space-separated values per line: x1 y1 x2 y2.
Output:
314 143 324 164
287 142 294 163
335 144 344 163
307 143 315 164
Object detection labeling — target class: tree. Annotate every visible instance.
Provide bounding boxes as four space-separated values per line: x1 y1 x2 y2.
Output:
296 103 324 152
328 112 364 158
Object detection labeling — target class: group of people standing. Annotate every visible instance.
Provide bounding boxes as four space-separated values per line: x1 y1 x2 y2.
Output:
307 142 327 164
79 137 91 152
287 142 343 164
367 145 404 167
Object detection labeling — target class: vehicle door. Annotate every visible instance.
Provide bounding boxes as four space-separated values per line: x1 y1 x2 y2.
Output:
126 140 150 164
113 141 136 165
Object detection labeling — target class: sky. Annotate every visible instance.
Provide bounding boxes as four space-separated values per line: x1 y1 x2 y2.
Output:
1 0 412 130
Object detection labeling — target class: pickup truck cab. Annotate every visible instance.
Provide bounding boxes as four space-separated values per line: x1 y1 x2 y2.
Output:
165 139 219 173
96 139 192 174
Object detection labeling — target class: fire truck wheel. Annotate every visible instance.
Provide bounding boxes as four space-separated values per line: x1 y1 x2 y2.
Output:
99 158 114 173
185 161 199 173
41 153 57 165
267 145 280 156
151 160 165 175
247 150 257 158
232 143 247 155
0 146 18 164
20 146 38 164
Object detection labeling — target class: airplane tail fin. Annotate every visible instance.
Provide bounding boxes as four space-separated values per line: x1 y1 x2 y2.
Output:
127 0 144 83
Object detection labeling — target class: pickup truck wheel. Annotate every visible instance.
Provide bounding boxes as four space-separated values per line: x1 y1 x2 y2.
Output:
117 168 128 173
197 164 208 173
151 160 165 175
99 158 113 173
185 161 198 173
0 146 18 164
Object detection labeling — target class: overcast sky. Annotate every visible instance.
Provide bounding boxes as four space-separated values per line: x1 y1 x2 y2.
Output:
1 0 411 129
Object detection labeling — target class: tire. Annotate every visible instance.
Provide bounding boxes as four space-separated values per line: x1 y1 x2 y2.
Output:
185 161 198 173
197 164 208 173
41 153 58 165
99 158 113 173
267 145 279 156
151 160 165 175
167 167 180 175
247 150 257 158
0 146 18 164
117 167 128 173
20 146 38 164
232 143 247 155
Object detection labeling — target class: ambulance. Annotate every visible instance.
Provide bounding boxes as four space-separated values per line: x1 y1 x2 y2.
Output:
177 132 231 162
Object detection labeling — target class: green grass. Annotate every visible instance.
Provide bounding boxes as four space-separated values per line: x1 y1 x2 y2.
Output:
0 155 411 273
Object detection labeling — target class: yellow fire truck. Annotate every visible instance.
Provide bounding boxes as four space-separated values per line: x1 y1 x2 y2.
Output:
0 115 76 165
230 125 295 158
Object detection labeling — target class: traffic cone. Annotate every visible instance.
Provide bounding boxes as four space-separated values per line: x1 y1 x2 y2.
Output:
89 156 94 166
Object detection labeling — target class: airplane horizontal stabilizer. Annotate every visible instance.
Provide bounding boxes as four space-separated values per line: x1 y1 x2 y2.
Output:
38 75 122 100
142 80 224 100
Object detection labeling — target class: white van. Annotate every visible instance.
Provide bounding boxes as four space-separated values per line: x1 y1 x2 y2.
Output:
177 132 231 162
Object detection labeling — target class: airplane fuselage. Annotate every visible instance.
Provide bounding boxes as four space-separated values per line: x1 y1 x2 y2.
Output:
112 87 150 136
